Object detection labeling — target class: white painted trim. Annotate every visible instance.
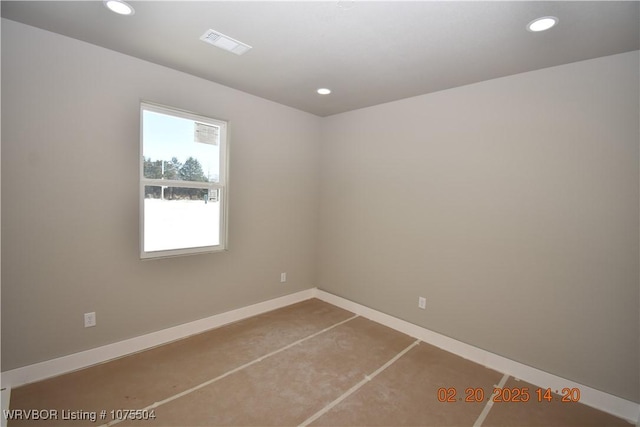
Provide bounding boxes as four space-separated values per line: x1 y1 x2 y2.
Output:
315 290 640 424
0 387 10 427
139 101 229 260
2 287 637 424
1 288 317 389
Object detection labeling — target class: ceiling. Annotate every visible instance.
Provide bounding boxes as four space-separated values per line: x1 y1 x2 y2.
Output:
2 1 639 117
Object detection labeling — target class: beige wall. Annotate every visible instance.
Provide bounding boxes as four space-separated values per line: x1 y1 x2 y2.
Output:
318 51 639 402
2 18 639 404
1 20 321 370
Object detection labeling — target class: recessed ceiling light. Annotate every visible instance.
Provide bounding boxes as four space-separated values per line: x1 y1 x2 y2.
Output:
317 88 331 95
527 16 558 32
104 0 135 16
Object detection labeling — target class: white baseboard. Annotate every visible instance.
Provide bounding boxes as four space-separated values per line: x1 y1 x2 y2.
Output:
1 387 10 427
314 290 640 425
2 287 638 424
1 288 316 390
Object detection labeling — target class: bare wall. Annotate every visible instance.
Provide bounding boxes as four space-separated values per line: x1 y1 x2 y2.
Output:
318 51 640 402
1 19 321 370
2 16 639 406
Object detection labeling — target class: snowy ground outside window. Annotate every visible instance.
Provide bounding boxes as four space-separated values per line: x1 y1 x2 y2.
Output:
144 198 220 252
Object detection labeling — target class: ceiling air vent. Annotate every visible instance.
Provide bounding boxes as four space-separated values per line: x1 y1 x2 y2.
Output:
200 29 252 56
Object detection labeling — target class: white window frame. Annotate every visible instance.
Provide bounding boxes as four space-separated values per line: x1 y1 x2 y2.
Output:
139 102 229 259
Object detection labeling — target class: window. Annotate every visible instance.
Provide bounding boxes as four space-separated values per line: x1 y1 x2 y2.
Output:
140 102 228 259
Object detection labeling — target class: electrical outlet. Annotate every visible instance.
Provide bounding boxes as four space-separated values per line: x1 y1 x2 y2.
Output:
280 272 287 283
418 297 426 310
84 312 96 328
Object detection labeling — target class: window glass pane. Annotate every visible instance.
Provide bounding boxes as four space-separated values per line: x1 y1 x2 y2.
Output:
143 110 220 182
144 186 221 252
